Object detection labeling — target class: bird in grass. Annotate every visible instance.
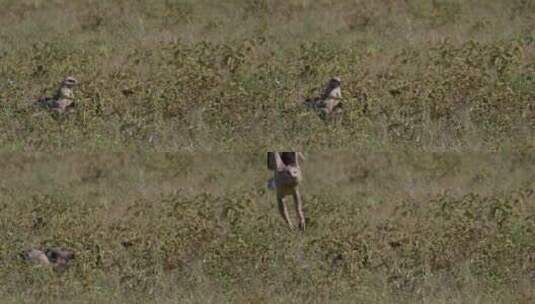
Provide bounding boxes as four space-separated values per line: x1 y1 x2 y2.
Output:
36 76 78 113
21 247 75 271
304 77 343 120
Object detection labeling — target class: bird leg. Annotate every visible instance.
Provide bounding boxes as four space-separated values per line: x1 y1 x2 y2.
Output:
293 190 305 231
278 195 294 229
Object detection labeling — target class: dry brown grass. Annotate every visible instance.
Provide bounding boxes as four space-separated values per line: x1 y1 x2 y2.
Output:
1 0 534 302
0 0 534 151
1 152 534 303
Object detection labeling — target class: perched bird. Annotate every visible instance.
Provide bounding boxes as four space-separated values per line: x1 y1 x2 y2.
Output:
304 77 343 119
21 247 75 271
37 76 78 113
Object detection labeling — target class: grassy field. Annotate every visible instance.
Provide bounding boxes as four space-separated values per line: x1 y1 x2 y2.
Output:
1 0 534 151
1 153 534 303
1 0 534 303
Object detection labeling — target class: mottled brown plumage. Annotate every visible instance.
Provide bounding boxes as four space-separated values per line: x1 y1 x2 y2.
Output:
304 77 343 120
21 247 75 271
37 76 78 113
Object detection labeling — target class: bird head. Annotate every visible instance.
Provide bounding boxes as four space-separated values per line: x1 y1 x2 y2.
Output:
61 76 78 88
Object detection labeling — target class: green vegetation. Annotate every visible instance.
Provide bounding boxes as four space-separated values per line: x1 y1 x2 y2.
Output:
1 153 534 303
1 0 534 151
1 0 534 303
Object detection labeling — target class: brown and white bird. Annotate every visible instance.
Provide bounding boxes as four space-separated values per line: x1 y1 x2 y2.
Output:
37 76 78 113
304 77 343 119
21 247 75 271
